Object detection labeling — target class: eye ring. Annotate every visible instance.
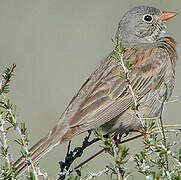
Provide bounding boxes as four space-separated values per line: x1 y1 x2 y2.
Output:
142 14 153 23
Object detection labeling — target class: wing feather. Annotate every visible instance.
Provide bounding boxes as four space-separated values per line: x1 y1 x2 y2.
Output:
59 43 174 132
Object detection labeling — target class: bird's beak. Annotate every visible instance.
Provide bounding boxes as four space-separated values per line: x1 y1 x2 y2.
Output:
158 11 177 21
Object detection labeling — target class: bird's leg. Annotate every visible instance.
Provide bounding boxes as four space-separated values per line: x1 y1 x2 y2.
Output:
113 133 119 147
113 132 129 147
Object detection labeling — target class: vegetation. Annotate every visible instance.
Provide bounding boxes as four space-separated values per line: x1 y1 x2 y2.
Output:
0 39 181 179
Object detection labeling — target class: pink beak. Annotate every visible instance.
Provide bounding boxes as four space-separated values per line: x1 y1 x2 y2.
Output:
158 11 177 21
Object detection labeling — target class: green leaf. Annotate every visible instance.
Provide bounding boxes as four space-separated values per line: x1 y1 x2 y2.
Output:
179 149 181 162
113 50 122 62
106 163 117 174
68 173 81 180
93 127 102 138
120 72 127 80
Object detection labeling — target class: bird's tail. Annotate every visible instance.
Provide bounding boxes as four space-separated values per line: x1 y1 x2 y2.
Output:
14 121 81 176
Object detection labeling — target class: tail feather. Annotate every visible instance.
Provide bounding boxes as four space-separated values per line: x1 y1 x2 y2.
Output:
14 135 55 175
13 123 75 176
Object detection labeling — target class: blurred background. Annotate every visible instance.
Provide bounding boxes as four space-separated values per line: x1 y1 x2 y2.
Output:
0 0 181 179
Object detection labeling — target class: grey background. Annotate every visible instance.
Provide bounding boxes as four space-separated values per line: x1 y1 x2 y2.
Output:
0 0 181 179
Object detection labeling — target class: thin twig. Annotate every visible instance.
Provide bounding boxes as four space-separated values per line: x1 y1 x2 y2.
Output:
165 95 181 103
74 148 104 170
154 129 181 134
161 124 181 128
0 113 10 169
85 168 109 180
0 64 16 93
58 131 100 180
158 102 169 170
8 109 39 179
75 134 143 170
117 167 121 180
117 51 144 127
75 122 181 171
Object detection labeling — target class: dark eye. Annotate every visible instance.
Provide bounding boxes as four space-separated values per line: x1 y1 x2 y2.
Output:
143 14 153 23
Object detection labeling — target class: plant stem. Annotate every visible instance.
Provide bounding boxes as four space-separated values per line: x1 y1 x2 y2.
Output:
159 102 169 170
75 134 143 170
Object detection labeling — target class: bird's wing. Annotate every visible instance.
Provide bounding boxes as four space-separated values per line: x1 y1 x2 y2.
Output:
60 41 175 132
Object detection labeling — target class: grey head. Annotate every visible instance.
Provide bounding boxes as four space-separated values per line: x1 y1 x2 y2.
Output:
116 6 177 46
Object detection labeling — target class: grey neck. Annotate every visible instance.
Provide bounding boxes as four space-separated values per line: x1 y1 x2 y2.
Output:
120 33 170 48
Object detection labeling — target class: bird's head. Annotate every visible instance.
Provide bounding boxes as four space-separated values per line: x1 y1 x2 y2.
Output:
116 6 177 46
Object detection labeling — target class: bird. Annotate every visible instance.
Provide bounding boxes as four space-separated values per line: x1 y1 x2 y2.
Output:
14 5 178 175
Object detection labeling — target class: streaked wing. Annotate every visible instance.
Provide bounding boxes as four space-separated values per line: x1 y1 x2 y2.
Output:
60 43 173 132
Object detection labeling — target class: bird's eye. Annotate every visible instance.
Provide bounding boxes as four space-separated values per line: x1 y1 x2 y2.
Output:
143 14 153 23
